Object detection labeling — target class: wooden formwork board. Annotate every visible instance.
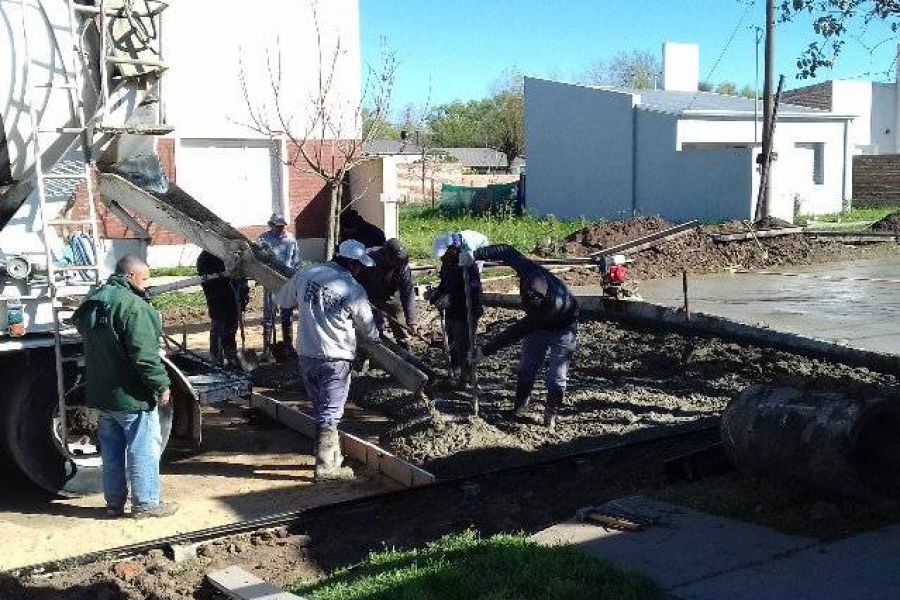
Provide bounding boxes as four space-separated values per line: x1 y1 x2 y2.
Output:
249 394 436 488
483 292 900 376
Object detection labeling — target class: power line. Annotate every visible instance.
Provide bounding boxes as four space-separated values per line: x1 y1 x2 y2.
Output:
688 0 757 108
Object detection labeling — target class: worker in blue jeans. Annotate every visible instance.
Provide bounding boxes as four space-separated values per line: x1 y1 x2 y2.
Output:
472 244 579 431
73 255 177 518
258 214 300 358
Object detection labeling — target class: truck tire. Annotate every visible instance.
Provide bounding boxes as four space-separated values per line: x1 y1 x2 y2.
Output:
3 359 176 497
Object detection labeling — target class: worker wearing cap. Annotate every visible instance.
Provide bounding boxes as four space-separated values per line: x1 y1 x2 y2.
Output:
339 209 386 249
358 239 418 351
471 244 579 431
428 231 487 383
273 240 379 480
257 214 300 358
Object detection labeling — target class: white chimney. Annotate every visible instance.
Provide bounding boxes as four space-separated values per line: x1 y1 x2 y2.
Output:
662 42 700 92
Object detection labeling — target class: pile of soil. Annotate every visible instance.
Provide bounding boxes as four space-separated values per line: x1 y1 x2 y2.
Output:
871 211 900 232
557 216 899 283
347 307 896 478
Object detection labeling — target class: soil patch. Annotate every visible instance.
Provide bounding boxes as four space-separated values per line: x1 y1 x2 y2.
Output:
555 216 900 283
871 211 900 232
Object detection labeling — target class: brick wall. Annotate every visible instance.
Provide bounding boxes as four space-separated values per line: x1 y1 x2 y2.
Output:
69 138 356 246
782 82 833 111
853 154 900 206
285 141 356 240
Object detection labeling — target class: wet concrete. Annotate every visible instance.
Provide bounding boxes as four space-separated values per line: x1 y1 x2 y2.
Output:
619 258 900 356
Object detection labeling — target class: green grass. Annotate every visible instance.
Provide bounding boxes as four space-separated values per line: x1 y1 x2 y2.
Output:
150 266 197 277
814 205 900 224
149 290 206 312
290 531 662 600
399 205 592 261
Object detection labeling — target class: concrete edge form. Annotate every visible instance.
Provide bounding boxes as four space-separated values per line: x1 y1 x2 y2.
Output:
249 393 436 488
483 292 900 374
207 566 305 600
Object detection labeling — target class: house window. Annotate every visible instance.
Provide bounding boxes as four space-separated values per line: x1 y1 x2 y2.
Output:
796 143 825 185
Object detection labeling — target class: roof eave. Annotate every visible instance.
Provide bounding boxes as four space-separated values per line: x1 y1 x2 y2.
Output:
679 109 855 121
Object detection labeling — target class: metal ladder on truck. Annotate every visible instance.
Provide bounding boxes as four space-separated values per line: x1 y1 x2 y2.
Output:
17 0 170 459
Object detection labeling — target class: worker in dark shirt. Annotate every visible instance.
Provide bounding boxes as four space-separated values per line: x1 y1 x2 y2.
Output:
339 209 386 249
196 251 249 368
473 244 579 431
428 239 483 382
358 239 418 351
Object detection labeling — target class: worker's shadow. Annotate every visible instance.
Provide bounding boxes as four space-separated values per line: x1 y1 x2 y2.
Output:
0 575 128 600
162 460 314 483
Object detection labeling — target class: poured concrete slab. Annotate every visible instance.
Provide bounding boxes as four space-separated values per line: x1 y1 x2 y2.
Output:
531 496 815 589
674 525 900 600
623 258 900 356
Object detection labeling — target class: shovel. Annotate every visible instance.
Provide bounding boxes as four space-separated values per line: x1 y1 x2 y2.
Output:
237 311 258 372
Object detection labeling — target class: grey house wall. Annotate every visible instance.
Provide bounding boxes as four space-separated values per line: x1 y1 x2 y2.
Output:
635 110 755 222
524 77 635 219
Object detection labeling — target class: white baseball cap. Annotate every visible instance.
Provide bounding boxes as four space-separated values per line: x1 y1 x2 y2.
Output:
337 239 375 267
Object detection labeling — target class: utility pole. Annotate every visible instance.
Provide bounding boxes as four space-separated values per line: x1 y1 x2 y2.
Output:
758 0 776 220
751 25 763 146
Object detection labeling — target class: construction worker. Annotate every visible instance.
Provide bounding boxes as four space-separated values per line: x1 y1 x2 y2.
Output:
72 255 177 518
196 251 248 368
359 239 418 351
257 214 300 358
471 244 579 431
274 240 379 480
339 208 386 249
428 232 486 383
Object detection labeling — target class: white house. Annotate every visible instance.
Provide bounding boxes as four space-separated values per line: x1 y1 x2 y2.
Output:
783 77 899 156
2 0 399 269
525 43 855 223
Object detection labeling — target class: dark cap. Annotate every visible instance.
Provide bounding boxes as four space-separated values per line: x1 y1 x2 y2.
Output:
384 238 408 265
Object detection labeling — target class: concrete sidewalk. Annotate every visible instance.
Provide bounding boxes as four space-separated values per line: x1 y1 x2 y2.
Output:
533 496 900 600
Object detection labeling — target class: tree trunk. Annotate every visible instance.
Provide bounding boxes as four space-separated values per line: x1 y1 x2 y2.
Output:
325 183 340 260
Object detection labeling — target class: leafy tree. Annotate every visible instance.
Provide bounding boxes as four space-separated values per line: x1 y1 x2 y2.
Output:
582 50 661 89
362 107 401 140
782 0 900 78
739 85 758 98
427 68 525 162
715 81 738 95
698 81 713 92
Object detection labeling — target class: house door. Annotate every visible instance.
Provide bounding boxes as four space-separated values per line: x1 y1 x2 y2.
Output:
176 139 281 228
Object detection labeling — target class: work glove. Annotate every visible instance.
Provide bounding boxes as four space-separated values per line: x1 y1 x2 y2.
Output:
432 293 451 311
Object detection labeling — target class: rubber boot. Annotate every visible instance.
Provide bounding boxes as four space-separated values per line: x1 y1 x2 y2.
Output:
513 385 532 416
282 323 298 359
314 425 354 481
544 388 564 432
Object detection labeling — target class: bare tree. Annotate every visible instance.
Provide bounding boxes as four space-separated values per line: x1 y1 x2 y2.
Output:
238 4 397 258
582 50 661 89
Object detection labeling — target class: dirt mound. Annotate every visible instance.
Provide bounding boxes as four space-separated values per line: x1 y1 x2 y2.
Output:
556 218 899 282
871 211 900 232
754 216 795 230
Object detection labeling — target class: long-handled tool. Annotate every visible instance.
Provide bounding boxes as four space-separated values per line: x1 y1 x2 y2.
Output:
237 311 258 372
462 267 480 417
370 303 433 346
439 308 452 370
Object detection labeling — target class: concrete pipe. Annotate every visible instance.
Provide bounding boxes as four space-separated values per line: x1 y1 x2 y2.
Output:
722 385 900 500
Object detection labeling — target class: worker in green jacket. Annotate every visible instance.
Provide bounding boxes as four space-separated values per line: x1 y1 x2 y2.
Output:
73 255 177 519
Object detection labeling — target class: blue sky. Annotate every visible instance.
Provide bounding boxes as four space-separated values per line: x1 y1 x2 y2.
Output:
359 0 899 112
